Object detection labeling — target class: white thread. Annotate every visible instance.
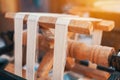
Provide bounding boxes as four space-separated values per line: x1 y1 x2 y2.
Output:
26 14 41 80
53 18 71 80
14 13 26 77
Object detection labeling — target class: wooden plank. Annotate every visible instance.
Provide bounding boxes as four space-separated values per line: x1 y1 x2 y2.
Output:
5 12 93 34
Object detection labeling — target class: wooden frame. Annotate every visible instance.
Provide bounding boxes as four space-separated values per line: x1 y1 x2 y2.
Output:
5 12 115 80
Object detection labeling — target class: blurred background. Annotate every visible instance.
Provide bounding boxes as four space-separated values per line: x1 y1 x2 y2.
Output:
0 0 120 50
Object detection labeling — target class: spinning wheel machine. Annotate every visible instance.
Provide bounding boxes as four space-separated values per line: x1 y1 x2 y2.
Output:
0 12 119 80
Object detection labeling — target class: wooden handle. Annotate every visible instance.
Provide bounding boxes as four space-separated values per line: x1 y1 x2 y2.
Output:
5 12 93 34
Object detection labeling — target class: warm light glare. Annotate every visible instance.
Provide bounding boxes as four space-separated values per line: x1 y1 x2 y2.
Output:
94 0 120 12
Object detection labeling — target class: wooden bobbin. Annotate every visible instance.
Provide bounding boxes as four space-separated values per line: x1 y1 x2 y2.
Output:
69 41 115 66
96 46 115 66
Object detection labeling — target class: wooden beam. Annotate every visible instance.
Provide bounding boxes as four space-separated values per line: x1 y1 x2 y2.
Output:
5 12 93 35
